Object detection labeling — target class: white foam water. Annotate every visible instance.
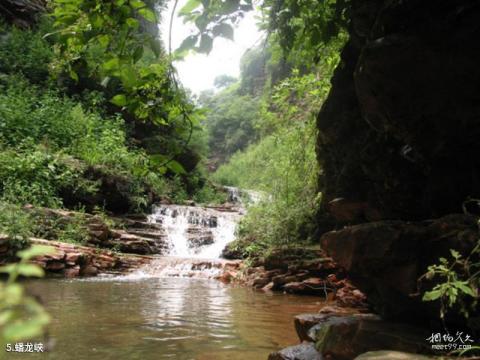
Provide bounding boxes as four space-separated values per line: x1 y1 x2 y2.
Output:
147 205 241 259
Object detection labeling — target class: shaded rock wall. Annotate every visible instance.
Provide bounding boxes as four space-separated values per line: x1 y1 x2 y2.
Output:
317 0 480 220
321 214 479 324
0 0 46 27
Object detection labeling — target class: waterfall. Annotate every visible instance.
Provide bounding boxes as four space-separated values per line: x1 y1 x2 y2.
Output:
127 189 248 279
224 186 264 205
147 205 241 259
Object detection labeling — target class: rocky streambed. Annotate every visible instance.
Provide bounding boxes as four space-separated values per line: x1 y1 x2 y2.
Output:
2 199 479 359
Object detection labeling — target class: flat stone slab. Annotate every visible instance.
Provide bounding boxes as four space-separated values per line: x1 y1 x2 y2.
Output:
268 343 323 360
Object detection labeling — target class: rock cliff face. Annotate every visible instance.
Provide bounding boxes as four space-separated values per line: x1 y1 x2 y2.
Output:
0 0 45 27
321 214 479 324
317 0 480 220
316 0 480 333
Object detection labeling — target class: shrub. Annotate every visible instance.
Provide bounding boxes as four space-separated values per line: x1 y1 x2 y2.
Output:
0 20 53 84
0 202 32 254
0 146 95 208
212 69 336 257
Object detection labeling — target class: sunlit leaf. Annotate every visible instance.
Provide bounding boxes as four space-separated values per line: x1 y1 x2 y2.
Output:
69 69 79 82
17 245 56 260
126 18 139 29
16 264 45 278
102 57 120 71
422 289 443 301
167 160 187 175
111 94 127 107
129 0 146 9
179 0 202 15
138 8 156 22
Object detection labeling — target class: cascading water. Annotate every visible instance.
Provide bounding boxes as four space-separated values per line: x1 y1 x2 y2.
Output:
127 187 258 278
148 205 241 259
127 197 242 278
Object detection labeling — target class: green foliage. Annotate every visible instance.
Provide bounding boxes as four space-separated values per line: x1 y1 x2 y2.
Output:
0 146 90 208
192 183 227 205
200 84 258 165
239 47 269 95
212 44 341 256
49 0 192 128
176 0 252 56
214 74 237 89
263 0 350 62
0 203 32 254
422 245 479 320
0 20 53 84
56 212 89 245
178 0 348 65
0 245 53 342
0 73 174 210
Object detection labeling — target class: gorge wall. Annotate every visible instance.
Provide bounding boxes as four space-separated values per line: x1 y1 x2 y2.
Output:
317 0 480 221
316 0 480 330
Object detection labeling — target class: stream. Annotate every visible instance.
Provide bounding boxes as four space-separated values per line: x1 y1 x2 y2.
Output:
15 193 324 359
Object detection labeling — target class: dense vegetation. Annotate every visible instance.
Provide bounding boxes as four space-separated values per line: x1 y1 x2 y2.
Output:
1 0 478 342
206 37 343 258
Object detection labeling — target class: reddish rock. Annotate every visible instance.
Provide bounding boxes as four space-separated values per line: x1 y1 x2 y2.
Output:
284 278 330 296
216 270 236 283
65 252 82 265
64 266 80 278
321 214 479 323
46 260 65 271
294 313 333 342
262 282 274 292
81 265 98 276
252 277 271 289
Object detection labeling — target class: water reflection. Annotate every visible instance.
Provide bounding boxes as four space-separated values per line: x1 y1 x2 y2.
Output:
13 278 323 360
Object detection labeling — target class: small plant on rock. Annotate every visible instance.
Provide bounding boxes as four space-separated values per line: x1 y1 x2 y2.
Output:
421 243 479 320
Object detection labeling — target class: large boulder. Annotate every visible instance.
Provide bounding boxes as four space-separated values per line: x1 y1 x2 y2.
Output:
317 0 480 221
321 214 479 323
310 314 431 360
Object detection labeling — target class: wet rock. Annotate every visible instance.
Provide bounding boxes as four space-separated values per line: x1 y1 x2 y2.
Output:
263 248 324 271
308 314 430 360
295 313 332 342
321 214 479 323
284 278 330 296
221 244 244 259
65 252 82 265
252 277 271 289
64 266 80 278
216 270 237 283
273 274 299 288
28 238 151 278
268 343 322 360
262 281 274 292
81 265 98 276
112 232 154 254
335 284 368 309
46 260 65 271
187 228 214 248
